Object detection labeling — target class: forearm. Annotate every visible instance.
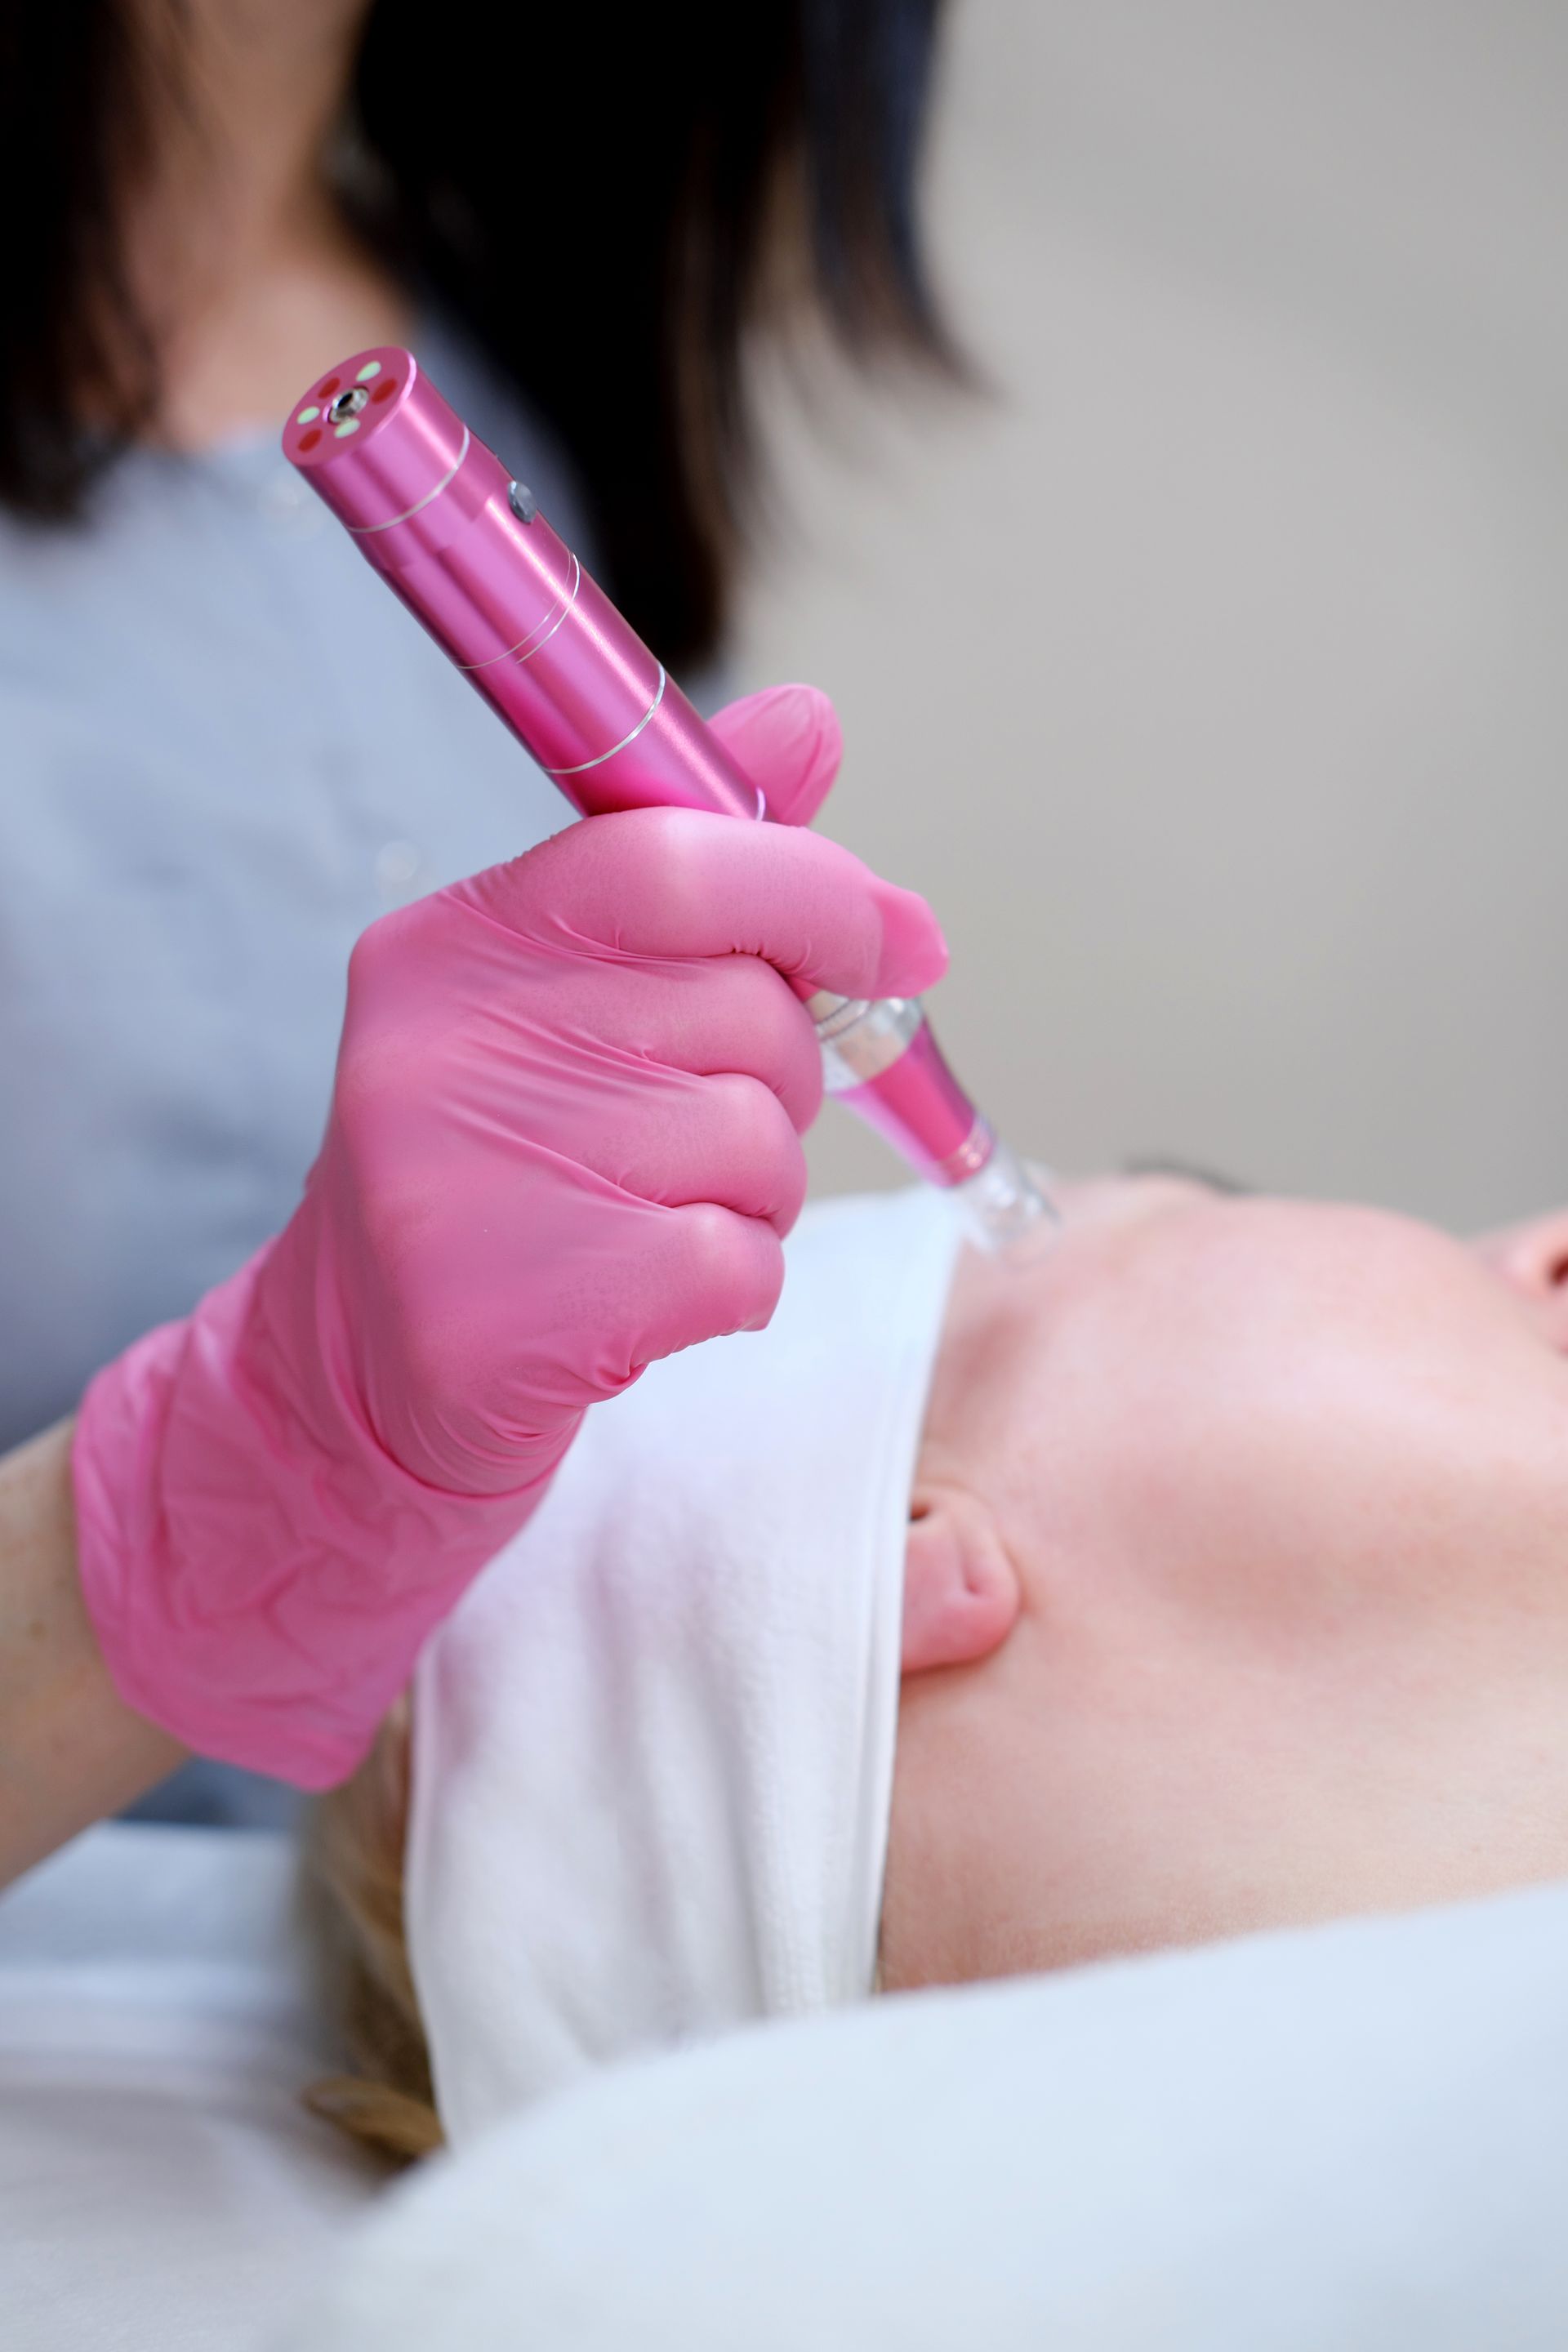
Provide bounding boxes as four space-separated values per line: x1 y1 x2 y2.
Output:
0 1422 184 1890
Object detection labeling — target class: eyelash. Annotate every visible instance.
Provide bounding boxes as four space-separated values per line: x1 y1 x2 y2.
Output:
1120 1156 1252 1197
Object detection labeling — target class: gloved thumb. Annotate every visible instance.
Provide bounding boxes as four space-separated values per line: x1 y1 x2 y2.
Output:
707 684 842 829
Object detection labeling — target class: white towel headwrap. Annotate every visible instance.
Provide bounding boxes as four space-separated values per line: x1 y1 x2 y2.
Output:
407 1187 963 2145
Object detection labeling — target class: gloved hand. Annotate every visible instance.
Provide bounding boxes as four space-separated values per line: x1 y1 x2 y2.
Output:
72 687 946 1788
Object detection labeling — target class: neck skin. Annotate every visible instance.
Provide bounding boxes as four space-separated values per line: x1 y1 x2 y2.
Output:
127 0 411 448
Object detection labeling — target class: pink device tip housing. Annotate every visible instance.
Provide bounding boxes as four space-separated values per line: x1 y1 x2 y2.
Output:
285 348 1014 1198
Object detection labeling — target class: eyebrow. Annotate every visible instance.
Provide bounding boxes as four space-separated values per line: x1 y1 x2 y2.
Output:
1121 1155 1254 1196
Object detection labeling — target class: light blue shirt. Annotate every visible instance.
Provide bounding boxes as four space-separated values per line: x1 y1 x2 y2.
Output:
0 323 588 1451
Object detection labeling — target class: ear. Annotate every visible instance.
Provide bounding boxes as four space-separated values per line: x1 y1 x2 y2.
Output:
902 1485 1022 1678
1476 1209 1568 1350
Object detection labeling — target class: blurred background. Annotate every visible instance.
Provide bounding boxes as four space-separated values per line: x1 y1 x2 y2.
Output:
738 0 1568 1229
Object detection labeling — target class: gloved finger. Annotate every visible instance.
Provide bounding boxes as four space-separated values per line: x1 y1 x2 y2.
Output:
632 1201 789 1358
653 955 825 1134
511 1198 790 1409
399 1183 791 1429
707 684 842 829
464 807 947 1003
568 1068 809 1236
488 952 826 1136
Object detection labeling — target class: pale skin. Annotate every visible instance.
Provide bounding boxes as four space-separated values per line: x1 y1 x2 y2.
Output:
0 0 404 1884
883 1175 1568 1991
0 1428 184 1882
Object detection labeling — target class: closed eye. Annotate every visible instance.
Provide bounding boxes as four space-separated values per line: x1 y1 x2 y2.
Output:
1121 1155 1252 1197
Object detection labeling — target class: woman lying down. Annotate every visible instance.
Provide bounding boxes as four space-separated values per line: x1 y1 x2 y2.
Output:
306 1171 1568 2158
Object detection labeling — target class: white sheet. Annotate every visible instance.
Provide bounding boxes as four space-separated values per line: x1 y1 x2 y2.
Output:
276 1875 1568 2350
0 1824 380 2351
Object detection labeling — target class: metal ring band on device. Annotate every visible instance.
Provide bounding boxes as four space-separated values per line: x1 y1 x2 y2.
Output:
459 555 582 672
808 992 875 1045
546 668 668 778
344 427 471 533
812 992 924 1082
942 1118 997 1182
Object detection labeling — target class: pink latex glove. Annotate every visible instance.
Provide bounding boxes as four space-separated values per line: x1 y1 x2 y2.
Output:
73 686 947 1788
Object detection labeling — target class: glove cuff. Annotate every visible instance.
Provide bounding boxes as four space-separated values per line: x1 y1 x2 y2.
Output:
73 1246 560 1789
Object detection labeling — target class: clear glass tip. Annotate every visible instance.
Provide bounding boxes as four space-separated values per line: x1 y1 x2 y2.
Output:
953 1141 1060 1254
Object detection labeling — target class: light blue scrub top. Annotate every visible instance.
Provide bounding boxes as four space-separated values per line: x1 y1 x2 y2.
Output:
0 323 586 1454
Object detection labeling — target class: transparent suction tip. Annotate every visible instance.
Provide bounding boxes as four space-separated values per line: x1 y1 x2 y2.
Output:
953 1139 1059 1254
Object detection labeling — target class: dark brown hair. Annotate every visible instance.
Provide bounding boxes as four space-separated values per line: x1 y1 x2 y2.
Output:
0 0 958 665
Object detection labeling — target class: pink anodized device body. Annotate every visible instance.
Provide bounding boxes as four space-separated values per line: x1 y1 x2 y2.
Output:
284 348 1046 1228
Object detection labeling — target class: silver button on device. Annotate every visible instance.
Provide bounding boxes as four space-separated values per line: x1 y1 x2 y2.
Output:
508 479 537 524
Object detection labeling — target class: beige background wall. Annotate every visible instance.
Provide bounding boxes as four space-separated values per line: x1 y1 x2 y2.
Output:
736 0 1568 1231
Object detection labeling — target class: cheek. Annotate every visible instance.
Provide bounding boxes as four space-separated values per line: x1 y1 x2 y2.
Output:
1006 1292 1494 1655
882 1637 1057 1993
884 1605 1307 1985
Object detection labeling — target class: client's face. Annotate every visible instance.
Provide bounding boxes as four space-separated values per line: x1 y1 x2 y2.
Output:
881 1176 1568 1992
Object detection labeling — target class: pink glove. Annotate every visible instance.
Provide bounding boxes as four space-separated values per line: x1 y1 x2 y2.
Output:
72 687 946 1788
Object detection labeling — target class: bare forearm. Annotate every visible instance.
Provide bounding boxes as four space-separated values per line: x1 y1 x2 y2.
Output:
0 1422 185 1889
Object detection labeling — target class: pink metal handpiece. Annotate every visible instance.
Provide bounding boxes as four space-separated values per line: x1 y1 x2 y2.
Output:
284 349 1049 1245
